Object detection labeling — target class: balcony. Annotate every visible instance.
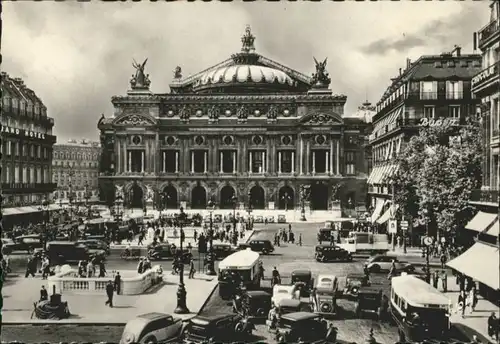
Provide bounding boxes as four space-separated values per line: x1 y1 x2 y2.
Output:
1 182 58 193
470 188 499 205
478 19 499 49
471 61 499 94
407 91 467 101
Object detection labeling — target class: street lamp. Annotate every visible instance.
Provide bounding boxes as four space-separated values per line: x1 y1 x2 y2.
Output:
422 208 431 284
84 181 91 219
247 191 253 232
38 197 50 251
300 185 307 221
231 195 238 233
206 200 216 276
281 192 291 212
174 206 190 314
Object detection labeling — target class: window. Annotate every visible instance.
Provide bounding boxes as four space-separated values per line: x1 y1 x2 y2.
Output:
449 106 461 118
6 140 12 155
420 81 437 100
14 166 20 183
346 164 355 175
22 166 27 183
492 98 499 138
5 165 10 183
446 81 463 99
345 151 356 175
424 106 435 119
249 151 266 173
15 142 19 156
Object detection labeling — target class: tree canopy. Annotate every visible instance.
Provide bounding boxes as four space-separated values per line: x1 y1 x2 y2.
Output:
390 119 483 238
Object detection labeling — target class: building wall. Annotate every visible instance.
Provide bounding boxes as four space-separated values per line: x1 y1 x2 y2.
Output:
52 140 101 203
0 72 57 207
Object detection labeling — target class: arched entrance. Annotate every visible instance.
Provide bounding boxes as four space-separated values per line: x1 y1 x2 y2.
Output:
220 186 236 209
130 183 144 209
250 185 265 209
191 185 207 209
310 182 329 210
278 186 295 210
162 185 178 209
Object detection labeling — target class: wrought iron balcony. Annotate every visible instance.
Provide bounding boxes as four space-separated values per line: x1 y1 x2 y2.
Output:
470 188 499 204
478 19 499 48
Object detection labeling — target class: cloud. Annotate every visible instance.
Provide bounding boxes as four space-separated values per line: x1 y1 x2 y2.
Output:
1 1 490 142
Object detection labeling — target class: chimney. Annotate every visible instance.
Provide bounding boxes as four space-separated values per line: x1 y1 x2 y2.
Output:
399 68 402 76
406 58 411 69
452 45 462 57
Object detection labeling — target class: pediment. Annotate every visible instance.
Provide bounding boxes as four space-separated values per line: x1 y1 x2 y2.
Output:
299 111 343 125
113 113 157 126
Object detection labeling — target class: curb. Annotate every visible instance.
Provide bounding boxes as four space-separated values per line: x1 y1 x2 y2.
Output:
1 321 127 326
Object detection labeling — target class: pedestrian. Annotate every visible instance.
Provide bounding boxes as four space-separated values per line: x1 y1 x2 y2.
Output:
25 256 35 278
298 233 302 246
137 258 144 274
39 285 48 302
114 272 121 295
432 270 439 289
189 258 195 279
41 257 50 280
487 312 498 340
470 286 478 313
288 223 292 232
99 261 106 278
440 270 448 292
440 253 447 269
138 233 144 246
105 280 114 307
86 260 94 278
193 229 197 243
457 291 466 318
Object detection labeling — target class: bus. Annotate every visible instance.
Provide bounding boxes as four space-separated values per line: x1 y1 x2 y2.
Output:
390 274 451 342
218 248 261 300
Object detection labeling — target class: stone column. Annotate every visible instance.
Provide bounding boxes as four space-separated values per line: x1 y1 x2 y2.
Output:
175 151 179 173
163 151 166 172
249 151 253 175
291 151 295 174
116 138 121 174
204 151 208 173
183 138 189 173
213 137 219 173
299 135 303 175
330 139 334 175
141 151 145 173
325 151 329 174
306 138 311 174
191 151 195 173
261 151 265 173
144 139 149 173
336 140 340 175
154 134 159 174
232 151 236 173
220 151 223 173
312 151 316 174
278 151 282 174
128 151 132 172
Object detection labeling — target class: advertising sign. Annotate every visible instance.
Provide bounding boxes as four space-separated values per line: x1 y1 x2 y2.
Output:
388 219 397 234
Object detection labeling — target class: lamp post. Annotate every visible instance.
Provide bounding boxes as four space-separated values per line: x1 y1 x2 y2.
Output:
247 191 253 232
231 195 238 233
281 192 291 212
300 185 307 221
174 206 190 314
422 208 431 284
38 197 50 251
206 200 216 276
84 181 91 219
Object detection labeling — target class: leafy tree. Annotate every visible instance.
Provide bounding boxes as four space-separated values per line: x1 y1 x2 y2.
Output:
390 118 483 238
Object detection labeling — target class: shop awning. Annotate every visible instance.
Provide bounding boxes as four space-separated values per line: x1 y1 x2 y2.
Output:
3 207 25 216
370 201 386 223
372 166 385 185
446 242 499 290
465 211 497 232
485 218 499 237
48 204 62 211
376 204 399 225
367 167 378 184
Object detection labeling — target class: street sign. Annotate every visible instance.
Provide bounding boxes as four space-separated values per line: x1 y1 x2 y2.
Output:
388 219 397 234
400 220 409 229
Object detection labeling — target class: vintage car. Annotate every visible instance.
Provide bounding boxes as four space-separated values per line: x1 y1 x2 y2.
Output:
343 273 370 299
77 239 110 256
272 284 300 306
211 243 236 260
317 227 335 244
312 274 339 316
254 215 264 223
266 215 275 223
213 214 223 223
354 286 387 319
365 255 415 273
184 313 252 343
244 239 274 255
274 312 328 344
291 270 314 297
233 290 272 319
147 244 192 263
315 244 352 262
277 215 287 223
4 234 43 254
275 299 307 315
119 312 185 344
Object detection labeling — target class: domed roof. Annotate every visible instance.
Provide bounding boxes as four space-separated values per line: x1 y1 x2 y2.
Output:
196 64 295 87
346 101 376 123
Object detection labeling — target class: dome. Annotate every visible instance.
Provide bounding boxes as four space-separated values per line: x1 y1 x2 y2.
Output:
194 64 296 91
346 101 376 123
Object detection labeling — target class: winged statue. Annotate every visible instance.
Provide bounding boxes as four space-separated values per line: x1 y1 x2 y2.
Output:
130 58 151 88
311 57 331 87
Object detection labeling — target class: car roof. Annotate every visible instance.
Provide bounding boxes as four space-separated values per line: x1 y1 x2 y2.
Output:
247 290 271 297
281 312 320 321
277 299 301 307
347 273 366 278
292 270 311 276
137 312 171 320
48 241 79 245
359 286 383 294
192 313 234 322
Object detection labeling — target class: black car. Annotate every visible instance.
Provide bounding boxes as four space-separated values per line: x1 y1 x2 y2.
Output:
233 290 272 319
77 239 110 256
240 239 274 255
343 273 370 299
211 243 236 260
184 313 252 343
291 270 314 297
315 244 352 262
46 241 103 264
354 286 388 319
147 243 192 262
274 312 328 344
4 234 43 254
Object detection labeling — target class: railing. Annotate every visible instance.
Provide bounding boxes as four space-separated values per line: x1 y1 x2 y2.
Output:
48 264 164 295
478 19 499 47
470 188 499 204
407 91 466 101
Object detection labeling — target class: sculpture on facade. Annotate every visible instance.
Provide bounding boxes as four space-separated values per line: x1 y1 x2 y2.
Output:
146 185 155 203
173 66 182 79
241 25 256 53
115 185 124 199
208 105 220 123
266 105 278 122
311 57 331 88
179 105 190 123
130 58 151 89
237 105 248 123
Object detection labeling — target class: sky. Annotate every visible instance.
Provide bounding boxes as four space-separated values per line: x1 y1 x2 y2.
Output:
2 1 489 143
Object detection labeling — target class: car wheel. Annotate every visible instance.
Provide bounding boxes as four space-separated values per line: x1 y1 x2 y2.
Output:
370 264 380 273
262 249 268 255
144 335 157 344
28 247 34 255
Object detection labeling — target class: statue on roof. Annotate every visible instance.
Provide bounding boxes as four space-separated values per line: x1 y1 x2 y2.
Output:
130 58 151 89
311 57 331 89
173 66 182 80
241 25 256 53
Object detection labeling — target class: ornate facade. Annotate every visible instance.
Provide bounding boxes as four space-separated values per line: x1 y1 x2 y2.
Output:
52 139 101 203
98 27 370 213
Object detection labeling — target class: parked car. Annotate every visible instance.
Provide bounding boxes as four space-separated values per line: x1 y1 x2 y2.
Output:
277 215 287 223
184 313 252 343
254 215 264 223
312 274 339 316
274 312 328 344
240 239 274 255
275 298 309 315
291 269 314 297
343 273 370 299
77 239 110 255
46 241 102 264
233 290 272 319
272 284 300 306
354 286 387 319
211 243 236 260
1 238 15 255
4 234 43 254
365 255 415 273
315 244 352 262
266 215 275 223
317 227 335 244
119 312 185 344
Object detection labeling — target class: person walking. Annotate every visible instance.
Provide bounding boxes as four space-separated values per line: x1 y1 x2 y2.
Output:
487 312 498 340
457 291 466 318
105 280 114 307
188 258 196 279
114 272 121 295
25 256 36 278
137 258 144 274
298 233 302 246
138 232 144 246
39 286 48 302
98 261 106 278
470 287 478 313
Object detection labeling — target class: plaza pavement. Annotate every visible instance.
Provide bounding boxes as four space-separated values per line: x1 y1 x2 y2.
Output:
2 271 218 324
